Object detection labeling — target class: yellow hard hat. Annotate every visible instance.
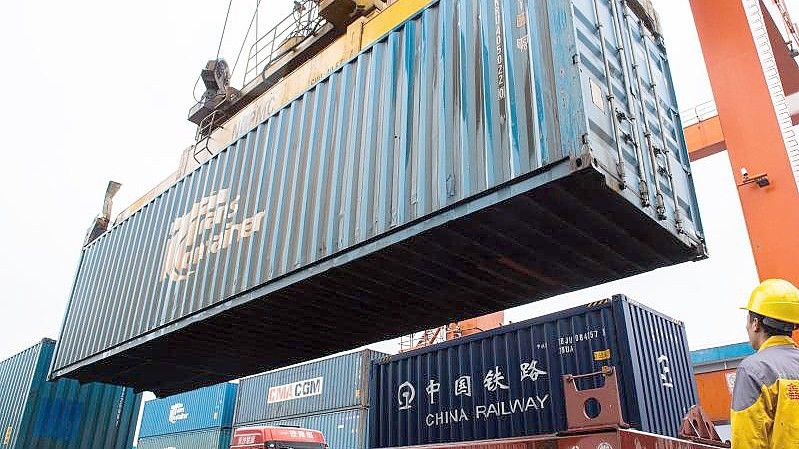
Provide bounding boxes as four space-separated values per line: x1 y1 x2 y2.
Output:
742 279 799 325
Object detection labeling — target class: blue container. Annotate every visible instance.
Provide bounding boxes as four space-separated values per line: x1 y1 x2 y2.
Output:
690 343 754 366
136 428 232 449
0 339 141 449
51 0 705 396
239 409 368 449
139 383 237 438
234 350 385 425
369 295 698 446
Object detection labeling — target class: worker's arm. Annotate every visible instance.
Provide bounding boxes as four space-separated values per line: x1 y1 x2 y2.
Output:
730 364 774 449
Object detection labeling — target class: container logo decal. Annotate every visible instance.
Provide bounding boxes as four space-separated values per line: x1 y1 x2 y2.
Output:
398 360 550 426
657 355 674 388
398 382 416 410
726 372 737 394
168 403 189 423
161 188 265 282
3 426 11 445
267 377 323 404
593 349 611 361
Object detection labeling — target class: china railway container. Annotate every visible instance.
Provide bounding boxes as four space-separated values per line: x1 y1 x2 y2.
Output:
234 350 385 425
50 0 705 396
136 428 232 449
0 339 141 449
139 382 237 438
369 295 698 446
234 409 368 449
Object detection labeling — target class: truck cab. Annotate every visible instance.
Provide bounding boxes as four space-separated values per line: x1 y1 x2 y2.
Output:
230 426 327 449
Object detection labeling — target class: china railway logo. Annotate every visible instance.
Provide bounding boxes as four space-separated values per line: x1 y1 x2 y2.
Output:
161 188 265 282
398 382 416 410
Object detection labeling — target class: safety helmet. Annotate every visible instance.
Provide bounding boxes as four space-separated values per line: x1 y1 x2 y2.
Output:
742 279 799 325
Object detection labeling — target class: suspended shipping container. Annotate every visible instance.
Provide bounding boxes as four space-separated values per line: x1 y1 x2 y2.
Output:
136 428 232 449
139 382 237 438
0 339 141 449
234 350 384 425
235 409 369 449
369 295 698 446
51 0 705 396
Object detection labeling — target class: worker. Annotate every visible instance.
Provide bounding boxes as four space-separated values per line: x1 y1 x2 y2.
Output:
731 279 799 449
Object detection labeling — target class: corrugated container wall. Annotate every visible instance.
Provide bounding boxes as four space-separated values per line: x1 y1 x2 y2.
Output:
139 383 237 438
234 350 385 425
237 409 368 449
136 428 232 449
51 0 705 396
0 339 141 449
369 295 698 446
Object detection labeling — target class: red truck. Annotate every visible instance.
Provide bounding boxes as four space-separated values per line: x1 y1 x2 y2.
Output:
230 426 327 449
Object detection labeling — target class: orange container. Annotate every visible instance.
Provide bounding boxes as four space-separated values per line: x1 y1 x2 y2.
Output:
695 369 737 423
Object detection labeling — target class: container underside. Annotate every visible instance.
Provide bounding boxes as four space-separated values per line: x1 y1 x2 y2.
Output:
58 167 703 396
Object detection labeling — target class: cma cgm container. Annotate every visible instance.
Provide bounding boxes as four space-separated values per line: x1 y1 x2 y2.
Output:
136 429 232 449
234 409 368 449
0 339 141 449
51 0 705 396
234 350 384 425
138 383 237 438
369 295 697 446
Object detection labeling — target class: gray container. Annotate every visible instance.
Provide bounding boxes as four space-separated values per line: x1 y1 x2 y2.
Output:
51 0 705 396
136 428 232 449
234 350 385 425
0 339 141 449
369 295 698 445
238 409 368 449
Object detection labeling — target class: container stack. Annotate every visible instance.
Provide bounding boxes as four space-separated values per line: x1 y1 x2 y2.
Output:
233 350 386 449
369 295 698 447
690 342 756 440
137 383 238 449
0 339 141 449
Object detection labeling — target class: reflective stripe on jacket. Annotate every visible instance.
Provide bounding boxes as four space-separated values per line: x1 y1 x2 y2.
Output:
730 336 799 449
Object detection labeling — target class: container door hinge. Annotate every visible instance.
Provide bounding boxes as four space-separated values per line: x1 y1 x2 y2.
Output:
637 180 651 207
655 193 667 220
616 162 627 190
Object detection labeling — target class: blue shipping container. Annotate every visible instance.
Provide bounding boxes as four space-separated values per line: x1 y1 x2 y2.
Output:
369 295 698 446
136 428 232 449
234 350 385 425
690 343 754 366
0 339 141 449
237 409 368 449
51 0 705 397
139 382 237 438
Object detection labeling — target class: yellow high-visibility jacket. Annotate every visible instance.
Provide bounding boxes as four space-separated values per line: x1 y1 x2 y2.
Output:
731 336 799 449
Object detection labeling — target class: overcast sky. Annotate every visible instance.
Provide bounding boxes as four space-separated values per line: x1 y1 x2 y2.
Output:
1 0 793 366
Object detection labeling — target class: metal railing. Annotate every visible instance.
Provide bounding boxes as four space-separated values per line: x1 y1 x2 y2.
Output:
400 327 447 352
243 0 327 86
680 100 718 127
